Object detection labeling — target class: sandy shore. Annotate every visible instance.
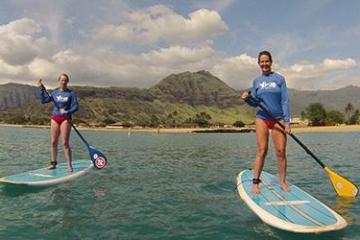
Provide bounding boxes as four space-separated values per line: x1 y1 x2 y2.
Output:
1 123 360 133
291 125 360 133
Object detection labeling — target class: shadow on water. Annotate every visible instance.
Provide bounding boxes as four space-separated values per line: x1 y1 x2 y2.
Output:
0 184 50 197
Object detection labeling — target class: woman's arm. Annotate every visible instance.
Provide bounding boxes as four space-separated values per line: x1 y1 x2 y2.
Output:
36 79 52 104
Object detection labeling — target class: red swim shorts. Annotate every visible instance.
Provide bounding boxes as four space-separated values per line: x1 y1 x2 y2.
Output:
262 119 277 129
51 115 70 125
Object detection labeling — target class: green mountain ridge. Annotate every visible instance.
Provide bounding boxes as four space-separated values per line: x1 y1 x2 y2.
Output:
289 85 360 115
0 71 252 126
0 71 359 126
149 70 242 107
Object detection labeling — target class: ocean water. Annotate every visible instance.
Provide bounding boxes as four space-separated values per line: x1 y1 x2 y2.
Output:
0 126 359 240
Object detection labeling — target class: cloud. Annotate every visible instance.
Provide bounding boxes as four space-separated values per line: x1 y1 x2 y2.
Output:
55 45 217 87
142 45 215 66
279 58 358 89
9 44 216 87
211 55 359 90
0 17 359 91
211 54 259 89
93 5 228 45
0 58 25 76
28 58 58 78
322 58 357 70
0 18 53 66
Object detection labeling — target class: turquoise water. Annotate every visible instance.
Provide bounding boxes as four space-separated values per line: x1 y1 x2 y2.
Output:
0 126 359 240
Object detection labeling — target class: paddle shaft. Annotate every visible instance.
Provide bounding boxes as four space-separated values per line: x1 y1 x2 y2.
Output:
41 84 90 147
250 96 326 168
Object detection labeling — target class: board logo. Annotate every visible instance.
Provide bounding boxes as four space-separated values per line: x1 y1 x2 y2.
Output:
93 154 106 169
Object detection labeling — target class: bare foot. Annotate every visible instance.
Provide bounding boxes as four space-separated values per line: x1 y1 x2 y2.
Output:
67 165 73 172
253 184 261 194
281 183 290 192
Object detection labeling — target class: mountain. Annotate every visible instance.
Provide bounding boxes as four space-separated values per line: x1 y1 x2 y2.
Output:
0 71 252 125
149 70 242 107
0 71 360 126
0 83 38 110
288 85 360 115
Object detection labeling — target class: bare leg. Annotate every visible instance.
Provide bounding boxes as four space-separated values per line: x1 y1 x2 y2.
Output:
271 122 290 192
50 120 60 167
60 120 73 172
253 118 269 194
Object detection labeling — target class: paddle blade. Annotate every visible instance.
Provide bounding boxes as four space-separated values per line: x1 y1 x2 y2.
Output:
88 145 108 170
324 167 358 197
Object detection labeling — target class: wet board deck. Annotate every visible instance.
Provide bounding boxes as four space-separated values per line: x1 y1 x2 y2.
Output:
237 169 347 233
0 160 93 186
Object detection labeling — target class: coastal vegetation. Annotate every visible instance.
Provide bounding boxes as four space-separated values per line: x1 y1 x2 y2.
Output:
1 71 360 128
301 102 359 126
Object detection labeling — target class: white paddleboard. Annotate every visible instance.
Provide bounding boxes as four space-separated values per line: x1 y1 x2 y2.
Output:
0 160 93 186
237 169 347 233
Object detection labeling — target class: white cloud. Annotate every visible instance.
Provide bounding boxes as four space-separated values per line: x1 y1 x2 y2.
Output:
53 49 80 64
211 54 259 89
0 59 25 76
28 58 58 78
322 58 357 70
2 17 41 35
0 17 359 91
0 18 53 65
142 45 215 66
93 5 228 45
44 45 217 87
279 58 358 89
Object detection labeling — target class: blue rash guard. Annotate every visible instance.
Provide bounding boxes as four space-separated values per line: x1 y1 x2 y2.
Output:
40 88 79 117
246 72 291 123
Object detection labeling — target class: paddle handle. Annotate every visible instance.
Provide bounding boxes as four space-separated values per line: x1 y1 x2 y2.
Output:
40 84 90 147
247 93 326 168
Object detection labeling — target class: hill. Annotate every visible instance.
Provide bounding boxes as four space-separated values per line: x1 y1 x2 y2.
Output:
288 85 360 115
0 71 359 126
0 83 38 111
149 70 242 107
0 71 252 126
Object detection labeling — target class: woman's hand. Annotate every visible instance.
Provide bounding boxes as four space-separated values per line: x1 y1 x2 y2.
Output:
241 91 250 100
60 109 68 115
35 79 43 88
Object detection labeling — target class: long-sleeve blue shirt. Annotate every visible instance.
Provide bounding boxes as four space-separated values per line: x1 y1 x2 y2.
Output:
40 88 79 117
246 72 291 123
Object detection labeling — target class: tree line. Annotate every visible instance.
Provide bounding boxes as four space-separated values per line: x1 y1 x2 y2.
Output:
301 102 359 126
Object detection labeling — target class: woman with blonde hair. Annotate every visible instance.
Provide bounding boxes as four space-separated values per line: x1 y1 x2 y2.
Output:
36 73 79 172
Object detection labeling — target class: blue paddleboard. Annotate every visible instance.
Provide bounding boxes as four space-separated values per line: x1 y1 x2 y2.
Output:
0 160 93 186
237 169 347 233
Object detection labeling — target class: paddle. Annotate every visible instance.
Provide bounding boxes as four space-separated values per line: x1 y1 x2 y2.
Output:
40 83 108 170
245 93 358 198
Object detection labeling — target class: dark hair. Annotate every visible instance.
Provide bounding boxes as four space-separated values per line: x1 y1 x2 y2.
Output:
258 51 272 63
58 73 70 82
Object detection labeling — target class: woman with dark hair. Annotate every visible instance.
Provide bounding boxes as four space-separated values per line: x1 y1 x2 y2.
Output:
36 73 79 172
241 51 291 194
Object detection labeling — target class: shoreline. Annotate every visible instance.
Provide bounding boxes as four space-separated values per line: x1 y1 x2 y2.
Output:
1 123 360 133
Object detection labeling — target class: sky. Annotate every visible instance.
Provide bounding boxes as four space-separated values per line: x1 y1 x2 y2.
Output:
0 0 360 90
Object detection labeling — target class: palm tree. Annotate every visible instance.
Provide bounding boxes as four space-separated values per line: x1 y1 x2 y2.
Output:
345 103 354 123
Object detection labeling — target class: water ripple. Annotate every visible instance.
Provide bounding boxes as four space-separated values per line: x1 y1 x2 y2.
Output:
0 127 359 239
